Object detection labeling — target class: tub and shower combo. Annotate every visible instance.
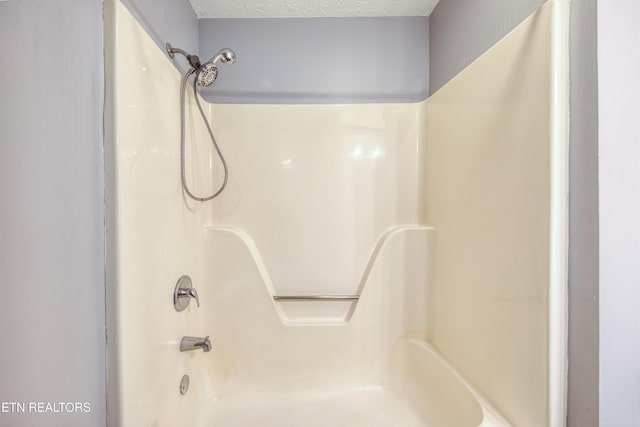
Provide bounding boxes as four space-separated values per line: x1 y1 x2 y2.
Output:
105 0 569 425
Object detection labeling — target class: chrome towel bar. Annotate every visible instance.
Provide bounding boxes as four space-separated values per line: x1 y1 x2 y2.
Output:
273 295 359 302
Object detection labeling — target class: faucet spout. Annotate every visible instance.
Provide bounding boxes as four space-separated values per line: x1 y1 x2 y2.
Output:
180 336 212 352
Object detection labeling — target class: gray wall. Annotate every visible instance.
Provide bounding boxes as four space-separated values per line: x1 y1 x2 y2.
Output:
121 2 428 104
429 0 600 424
198 17 429 103
568 1 599 425
597 0 640 425
0 1 105 427
429 0 546 93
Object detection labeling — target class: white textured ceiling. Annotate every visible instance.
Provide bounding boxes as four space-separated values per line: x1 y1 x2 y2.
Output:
189 0 441 19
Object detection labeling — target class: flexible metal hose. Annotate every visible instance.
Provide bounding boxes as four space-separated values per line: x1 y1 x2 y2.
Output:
179 68 229 202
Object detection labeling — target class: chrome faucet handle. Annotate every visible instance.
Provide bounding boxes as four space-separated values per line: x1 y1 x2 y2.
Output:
173 275 200 311
186 288 200 307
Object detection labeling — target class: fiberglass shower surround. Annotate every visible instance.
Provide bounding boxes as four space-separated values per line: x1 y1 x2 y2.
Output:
106 0 568 426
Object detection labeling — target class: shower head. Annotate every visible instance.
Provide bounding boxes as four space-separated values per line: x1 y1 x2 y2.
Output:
208 48 236 66
167 43 236 87
196 48 236 87
196 63 219 87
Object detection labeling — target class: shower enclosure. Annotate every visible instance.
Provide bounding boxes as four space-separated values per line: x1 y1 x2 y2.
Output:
105 0 568 425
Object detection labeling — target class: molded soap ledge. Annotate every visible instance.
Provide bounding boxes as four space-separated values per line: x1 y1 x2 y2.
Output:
202 225 433 325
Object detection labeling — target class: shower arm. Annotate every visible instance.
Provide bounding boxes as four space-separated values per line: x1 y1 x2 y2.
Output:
166 43 188 59
166 43 201 68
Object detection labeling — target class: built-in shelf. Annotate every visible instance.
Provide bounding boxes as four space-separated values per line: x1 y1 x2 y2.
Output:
202 224 433 326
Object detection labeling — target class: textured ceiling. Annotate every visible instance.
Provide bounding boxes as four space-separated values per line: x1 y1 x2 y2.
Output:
189 0 441 18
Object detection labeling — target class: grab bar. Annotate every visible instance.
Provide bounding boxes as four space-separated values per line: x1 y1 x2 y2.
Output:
273 295 359 302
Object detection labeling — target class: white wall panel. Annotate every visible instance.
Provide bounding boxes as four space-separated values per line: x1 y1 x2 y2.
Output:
424 3 560 425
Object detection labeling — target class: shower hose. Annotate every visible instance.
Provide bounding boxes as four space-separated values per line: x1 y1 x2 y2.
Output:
179 67 229 202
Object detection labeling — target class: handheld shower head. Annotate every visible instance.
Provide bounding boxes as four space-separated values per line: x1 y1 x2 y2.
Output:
167 42 236 87
208 48 236 65
196 48 236 87
196 63 219 87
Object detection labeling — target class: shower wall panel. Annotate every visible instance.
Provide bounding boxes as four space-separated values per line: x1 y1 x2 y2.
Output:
206 103 423 301
198 225 432 389
110 1 431 425
109 2 216 425
423 3 556 426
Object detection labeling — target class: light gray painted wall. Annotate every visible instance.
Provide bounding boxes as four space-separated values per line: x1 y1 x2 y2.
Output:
598 0 640 425
122 0 198 74
429 0 546 93
0 1 105 426
568 1 599 425
103 3 119 424
198 17 429 103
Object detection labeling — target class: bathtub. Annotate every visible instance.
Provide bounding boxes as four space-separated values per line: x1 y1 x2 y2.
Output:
194 338 510 427
173 226 511 427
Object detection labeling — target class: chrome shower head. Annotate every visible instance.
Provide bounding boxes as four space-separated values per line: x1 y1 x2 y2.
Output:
196 63 219 87
208 48 236 65
167 42 236 87
196 48 236 87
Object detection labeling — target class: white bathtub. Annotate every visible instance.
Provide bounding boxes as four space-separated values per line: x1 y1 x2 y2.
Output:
389 338 512 427
192 336 510 427
175 226 511 427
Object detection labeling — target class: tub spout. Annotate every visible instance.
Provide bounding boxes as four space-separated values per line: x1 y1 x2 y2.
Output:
180 336 212 352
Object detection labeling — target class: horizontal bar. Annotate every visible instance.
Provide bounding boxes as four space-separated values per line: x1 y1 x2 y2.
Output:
273 295 359 302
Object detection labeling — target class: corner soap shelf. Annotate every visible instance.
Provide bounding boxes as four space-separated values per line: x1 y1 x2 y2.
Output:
202 224 432 326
